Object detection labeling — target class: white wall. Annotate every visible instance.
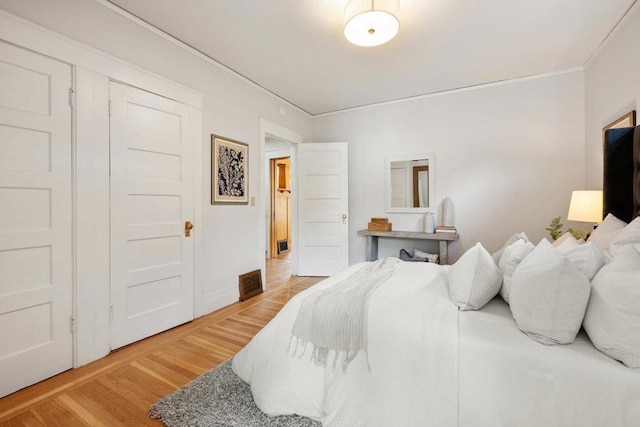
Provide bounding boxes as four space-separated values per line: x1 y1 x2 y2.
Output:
313 72 586 262
0 0 312 313
585 6 640 189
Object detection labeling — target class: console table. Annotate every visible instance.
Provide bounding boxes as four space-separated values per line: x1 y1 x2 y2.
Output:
357 229 459 265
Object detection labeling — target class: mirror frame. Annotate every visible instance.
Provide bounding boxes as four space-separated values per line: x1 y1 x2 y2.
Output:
385 153 436 213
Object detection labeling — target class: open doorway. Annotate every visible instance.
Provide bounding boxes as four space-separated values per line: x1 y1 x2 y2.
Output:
264 137 295 289
270 156 291 259
259 118 303 290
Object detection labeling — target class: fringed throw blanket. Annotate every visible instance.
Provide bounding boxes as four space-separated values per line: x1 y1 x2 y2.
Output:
290 257 402 368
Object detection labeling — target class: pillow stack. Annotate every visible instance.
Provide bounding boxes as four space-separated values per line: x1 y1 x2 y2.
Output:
448 215 640 367
449 232 602 344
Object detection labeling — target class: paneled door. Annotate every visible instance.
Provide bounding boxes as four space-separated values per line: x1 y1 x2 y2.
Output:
297 143 349 276
110 82 194 349
0 42 73 397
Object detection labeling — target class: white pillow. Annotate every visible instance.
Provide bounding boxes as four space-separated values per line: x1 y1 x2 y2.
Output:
553 232 584 252
510 239 591 345
498 240 535 304
561 241 605 280
448 243 502 311
583 247 640 368
588 213 627 254
606 217 640 262
492 232 530 265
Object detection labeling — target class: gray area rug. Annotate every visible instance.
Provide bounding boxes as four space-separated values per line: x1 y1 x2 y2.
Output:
150 359 321 427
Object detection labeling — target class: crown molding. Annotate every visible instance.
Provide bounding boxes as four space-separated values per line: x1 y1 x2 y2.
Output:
583 0 639 69
94 0 312 118
313 67 585 118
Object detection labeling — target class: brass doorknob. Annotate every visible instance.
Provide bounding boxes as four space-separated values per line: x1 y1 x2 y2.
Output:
185 221 194 237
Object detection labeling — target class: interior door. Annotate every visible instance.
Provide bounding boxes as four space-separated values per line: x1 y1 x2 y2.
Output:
0 42 73 397
109 82 194 349
297 143 349 276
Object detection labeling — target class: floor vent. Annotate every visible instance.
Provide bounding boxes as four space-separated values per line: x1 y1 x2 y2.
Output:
277 239 289 254
238 269 263 301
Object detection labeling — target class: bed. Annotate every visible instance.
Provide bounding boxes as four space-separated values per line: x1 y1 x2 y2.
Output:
232 126 640 426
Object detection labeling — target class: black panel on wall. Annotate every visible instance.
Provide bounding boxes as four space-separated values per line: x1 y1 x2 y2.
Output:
603 127 635 222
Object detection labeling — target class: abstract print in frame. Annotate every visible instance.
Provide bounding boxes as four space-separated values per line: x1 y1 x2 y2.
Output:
211 134 249 204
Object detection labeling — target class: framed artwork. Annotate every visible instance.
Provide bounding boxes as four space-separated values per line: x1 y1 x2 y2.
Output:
603 111 636 133
238 269 263 301
211 134 249 205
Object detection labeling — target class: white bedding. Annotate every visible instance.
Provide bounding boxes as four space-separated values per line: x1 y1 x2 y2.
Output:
233 261 640 426
459 297 640 427
232 261 459 426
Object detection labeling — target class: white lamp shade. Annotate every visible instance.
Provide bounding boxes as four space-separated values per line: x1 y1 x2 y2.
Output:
567 190 603 223
344 0 400 47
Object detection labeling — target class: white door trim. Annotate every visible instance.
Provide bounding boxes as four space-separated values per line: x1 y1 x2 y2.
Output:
74 68 111 365
259 118 303 283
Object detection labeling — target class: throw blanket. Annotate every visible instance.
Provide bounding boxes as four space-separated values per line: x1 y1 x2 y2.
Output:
290 257 401 368
232 262 459 426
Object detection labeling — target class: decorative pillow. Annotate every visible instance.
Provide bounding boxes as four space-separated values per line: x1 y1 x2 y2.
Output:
588 213 627 254
510 239 591 345
498 240 535 304
560 241 605 280
606 217 640 262
553 232 584 252
492 232 530 265
448 243 502 311
583 247 640 368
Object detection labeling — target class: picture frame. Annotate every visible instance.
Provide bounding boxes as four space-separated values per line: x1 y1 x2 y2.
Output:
603 111 636 133
211 134 249 205
238 269 263 301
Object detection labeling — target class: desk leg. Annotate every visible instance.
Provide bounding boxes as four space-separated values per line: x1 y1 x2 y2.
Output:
439 241 449 265
365 236 379 261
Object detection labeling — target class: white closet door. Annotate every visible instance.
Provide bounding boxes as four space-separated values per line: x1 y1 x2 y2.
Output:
297 142 349 276
0 42 73 397
110 82 194 349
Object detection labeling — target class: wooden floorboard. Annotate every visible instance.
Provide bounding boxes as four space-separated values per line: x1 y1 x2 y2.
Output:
0 260 323 425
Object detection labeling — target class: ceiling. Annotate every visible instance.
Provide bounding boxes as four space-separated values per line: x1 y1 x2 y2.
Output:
106 0 636 116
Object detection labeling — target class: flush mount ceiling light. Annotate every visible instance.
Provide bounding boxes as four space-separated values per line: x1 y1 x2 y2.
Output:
344 0 400 47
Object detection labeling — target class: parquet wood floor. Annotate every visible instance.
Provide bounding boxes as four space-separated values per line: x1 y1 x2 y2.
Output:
0 261 323 426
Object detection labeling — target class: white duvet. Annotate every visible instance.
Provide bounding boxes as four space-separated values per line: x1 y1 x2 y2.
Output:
233 261 640 426
232 261 459 426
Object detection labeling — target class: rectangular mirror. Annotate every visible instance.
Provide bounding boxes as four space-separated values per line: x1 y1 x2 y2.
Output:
385 153 435 213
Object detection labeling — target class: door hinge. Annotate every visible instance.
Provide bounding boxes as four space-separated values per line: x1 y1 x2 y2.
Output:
68 88 74 108
109 305 114 321
70 314 76 332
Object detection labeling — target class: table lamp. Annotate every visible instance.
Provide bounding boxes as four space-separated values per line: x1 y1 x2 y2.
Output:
567 190 603 227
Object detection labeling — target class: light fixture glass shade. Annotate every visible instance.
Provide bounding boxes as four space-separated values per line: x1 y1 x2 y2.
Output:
567 190 603 223
344 0 400 47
